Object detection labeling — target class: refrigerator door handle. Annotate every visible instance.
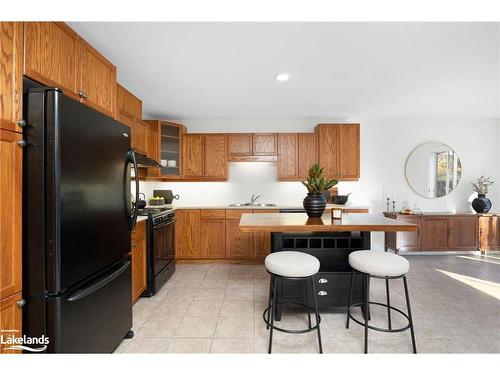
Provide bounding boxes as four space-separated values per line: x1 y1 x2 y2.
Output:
66 261 131 303
127 149 140 231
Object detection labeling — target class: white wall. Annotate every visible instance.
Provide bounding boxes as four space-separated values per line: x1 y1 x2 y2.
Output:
137 118 500 249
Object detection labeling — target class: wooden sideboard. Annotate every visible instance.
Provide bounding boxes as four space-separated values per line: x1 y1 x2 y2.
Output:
384 212 499 253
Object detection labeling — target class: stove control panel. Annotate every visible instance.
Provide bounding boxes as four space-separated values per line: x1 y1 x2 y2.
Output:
152 211 176 226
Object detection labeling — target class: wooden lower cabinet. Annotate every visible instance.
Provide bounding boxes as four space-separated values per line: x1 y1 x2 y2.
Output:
0 292 23 354
175 210 201 258
131 220 147 303
225 219 253 259
201 219 226 258
252 209 278 258
385 213 480 252
479 216 500 251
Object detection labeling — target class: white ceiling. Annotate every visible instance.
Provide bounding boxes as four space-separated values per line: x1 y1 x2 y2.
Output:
69 22 500 120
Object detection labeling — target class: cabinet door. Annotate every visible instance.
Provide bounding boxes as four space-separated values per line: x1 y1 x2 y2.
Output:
253 133 277 155
175 210 201 258
201 220 226 258
479 216 500 249
0 292 23 353
204 134 227 179
24 22 79 98
0 22 23 133
338 124 360 180
146 121 159 162
316 125 340 178
226 219 253 258
448 217 477 249
396 216 421 251
277 133 298 179
0 130 22 300
298 133 317 179
252 210 278 258
132 119 148 155
421 217 449 250
182 134 204 178
131 234 147 303
79 40 117 117
227 134 252 155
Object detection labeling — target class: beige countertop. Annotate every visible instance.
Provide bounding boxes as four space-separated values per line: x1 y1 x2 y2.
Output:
137 216 148 223
171 203 370 210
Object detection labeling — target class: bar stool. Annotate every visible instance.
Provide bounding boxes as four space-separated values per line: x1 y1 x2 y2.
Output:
263 251 323 354
346 250 417 354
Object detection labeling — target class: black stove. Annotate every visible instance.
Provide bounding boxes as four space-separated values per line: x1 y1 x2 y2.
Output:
137 207 176 296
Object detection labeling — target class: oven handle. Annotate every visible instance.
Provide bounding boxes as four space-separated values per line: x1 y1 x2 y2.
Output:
152 218 176 229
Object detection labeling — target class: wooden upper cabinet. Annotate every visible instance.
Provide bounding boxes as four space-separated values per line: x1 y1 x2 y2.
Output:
116 83 141 120
24 22 79 98
182 134 204 178
448 217 477 249
421 217 449 250
338 124 360 180
277 133 298 179
315 124 360 181
204 134 227 179
78 40 117 117
175 210 201 259
0 23 23 133
146 121 159 162
298 133 317 179
227 133 252 155
0 130 22 300
24 22 117 118
132 120 148 155
253 133 277 155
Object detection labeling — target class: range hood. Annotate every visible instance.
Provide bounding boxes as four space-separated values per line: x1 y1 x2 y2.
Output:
134 151 161 168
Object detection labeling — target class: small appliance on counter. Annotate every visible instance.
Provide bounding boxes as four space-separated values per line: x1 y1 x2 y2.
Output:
333 193 351 205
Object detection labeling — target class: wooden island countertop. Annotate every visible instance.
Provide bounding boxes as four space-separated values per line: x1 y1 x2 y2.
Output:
239 213 418 233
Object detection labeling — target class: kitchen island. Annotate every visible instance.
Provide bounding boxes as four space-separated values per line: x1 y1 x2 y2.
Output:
239 212 417 319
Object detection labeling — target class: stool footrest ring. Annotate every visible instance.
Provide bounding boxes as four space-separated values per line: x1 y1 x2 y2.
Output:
347 301 411 333
263 301 321 334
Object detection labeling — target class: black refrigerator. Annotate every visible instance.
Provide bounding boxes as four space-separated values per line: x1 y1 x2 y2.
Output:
23 78 140 353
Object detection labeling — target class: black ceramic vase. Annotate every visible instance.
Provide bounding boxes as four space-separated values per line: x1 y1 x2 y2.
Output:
303 193 327 218
472 194 492 213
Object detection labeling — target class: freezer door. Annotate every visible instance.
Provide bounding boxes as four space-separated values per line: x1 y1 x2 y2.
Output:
45 92 132 292
46 260 132 353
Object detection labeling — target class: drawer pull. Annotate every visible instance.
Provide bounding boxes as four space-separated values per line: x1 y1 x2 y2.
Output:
17 299 26 308
318 278 328 284
318 291 327 296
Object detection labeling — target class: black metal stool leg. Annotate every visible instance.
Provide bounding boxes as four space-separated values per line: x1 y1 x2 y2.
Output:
403 276 417 354
305 278 312 329
346 271 354 329
268 275 277 354
385 278 392 330
363 274 369 354
310 277 323 354
266 276 273 330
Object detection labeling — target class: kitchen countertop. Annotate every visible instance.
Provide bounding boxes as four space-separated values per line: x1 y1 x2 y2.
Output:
137 216 148 223
170 203 370 210
239 213 417 233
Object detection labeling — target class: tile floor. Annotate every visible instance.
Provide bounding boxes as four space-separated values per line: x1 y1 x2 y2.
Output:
114 254 500 354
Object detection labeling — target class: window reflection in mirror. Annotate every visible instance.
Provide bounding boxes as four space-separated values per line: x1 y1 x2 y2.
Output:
405 142 462 198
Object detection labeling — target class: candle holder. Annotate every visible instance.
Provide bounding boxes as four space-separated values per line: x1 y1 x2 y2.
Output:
392 200 396 213
386 197 390 213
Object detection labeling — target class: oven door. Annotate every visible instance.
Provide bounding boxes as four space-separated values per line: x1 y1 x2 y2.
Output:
152 218 176 276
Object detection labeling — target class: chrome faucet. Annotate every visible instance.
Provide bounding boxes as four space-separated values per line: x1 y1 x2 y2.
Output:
250 194 261 205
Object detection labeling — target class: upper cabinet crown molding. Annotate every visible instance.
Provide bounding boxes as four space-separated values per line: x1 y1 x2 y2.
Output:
24 22 117 118
315 124 360 181
0 22 23 133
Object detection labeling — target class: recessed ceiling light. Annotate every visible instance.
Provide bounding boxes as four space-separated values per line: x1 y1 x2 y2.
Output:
275 73 290 82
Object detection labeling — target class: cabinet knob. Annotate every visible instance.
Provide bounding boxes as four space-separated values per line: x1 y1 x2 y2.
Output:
17 140 27 147
318 278 328 284
318 290 327 296
16 119 26 128
77 91 88 99
17 299 26 308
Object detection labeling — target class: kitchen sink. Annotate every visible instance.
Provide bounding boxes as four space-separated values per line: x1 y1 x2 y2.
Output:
228 203 276 207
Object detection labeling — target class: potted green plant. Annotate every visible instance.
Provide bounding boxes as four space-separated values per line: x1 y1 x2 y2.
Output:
471 175 494 213
301 163 338 217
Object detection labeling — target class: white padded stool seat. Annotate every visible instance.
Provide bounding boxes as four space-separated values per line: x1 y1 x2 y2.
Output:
265 251 320 277
348 250 409 277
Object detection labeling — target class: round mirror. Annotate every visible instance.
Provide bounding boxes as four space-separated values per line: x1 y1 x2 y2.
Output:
405 142 462 198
